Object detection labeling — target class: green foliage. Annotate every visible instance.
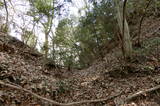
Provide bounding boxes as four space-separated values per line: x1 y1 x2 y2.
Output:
22 30 37 48
0 1 3 7
54 18 80 68
128 0 160 18
143 37 160 48
134 37 160 55
0 24 9 33
28 0 55 58
52 0 120 68
31 0 54 17
74 0 117 67
25 0 160 69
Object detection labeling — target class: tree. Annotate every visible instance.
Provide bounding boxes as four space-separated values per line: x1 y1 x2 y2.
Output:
3 0 8 27
0 0 9 33
75 0 117 67
28 0 55 58
55 18 80 68
137 0 152 47
114 0 133 60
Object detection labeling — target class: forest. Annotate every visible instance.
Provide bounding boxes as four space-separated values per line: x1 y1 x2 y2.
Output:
0 0 160 105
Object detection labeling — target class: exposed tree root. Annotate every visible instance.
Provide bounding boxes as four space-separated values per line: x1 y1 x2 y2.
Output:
0 80 122 106
124 85 160 103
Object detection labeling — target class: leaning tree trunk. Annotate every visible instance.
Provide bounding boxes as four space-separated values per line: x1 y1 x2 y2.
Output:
115 0 132 60
44 31 49 59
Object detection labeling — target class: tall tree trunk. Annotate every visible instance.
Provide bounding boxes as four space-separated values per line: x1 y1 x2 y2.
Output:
3 0 8 27
42 1 55 59
114 0 132 60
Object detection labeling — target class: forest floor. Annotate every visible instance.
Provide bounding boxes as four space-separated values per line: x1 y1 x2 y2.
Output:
0 17 160 106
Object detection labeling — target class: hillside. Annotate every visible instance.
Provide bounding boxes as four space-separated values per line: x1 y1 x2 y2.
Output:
0 15 160 106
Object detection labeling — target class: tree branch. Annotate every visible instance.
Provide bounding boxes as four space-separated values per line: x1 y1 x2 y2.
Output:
137 0 152 46
125 85 160 103
0 80 122 106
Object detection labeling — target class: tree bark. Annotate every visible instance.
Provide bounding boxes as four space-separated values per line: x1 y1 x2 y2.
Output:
114 0 133 60
3 0 8 27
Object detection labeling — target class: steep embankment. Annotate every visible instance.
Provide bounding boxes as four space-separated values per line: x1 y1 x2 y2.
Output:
0 17 160 106
0 33 64 105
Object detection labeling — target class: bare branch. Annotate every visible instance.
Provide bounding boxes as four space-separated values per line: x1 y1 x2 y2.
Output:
125 85 160 103
0 80 122 106
137 0 152 46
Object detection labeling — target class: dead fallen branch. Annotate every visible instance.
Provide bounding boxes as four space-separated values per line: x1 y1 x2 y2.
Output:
0 80 122 106
125 85 160 103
